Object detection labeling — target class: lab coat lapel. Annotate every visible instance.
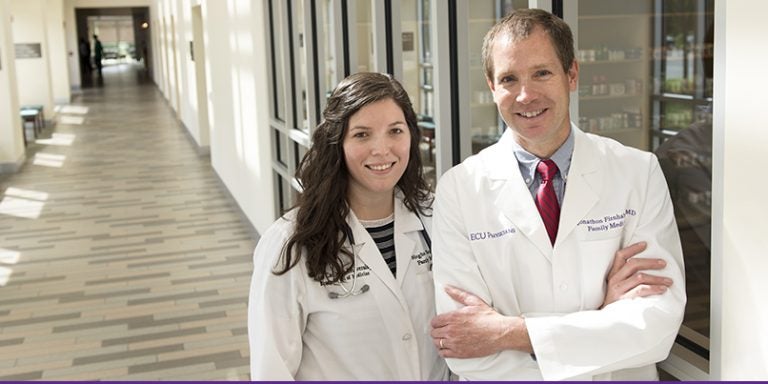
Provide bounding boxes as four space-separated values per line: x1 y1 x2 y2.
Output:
393 196 423 286
557 127 601 244
487 130 554 261
347 208 408 307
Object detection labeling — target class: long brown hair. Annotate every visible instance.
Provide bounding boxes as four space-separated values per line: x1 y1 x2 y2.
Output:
274 72 432 284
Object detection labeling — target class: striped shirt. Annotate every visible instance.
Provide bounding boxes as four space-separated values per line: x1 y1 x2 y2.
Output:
360 214 396 276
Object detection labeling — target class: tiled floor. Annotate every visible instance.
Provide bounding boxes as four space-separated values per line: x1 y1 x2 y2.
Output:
0 64 256 380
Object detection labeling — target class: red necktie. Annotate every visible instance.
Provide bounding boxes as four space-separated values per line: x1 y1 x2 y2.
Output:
535 160 560 245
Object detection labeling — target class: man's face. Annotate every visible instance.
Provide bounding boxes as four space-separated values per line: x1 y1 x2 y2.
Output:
487 27 578 158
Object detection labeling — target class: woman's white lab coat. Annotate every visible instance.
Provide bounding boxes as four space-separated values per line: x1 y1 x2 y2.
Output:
248 192 448 380
433 126 686 380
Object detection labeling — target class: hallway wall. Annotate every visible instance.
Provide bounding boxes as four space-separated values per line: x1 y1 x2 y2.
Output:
199 1 274 233
46 0 71 104
9 0 55 119
151 0 274 234
0 0 24 172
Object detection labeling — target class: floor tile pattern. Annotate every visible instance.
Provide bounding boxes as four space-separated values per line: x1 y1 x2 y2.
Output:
0 64 256 380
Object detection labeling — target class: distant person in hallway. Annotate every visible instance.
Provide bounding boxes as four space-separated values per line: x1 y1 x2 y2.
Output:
429 9 686 380
93 34 103 77
79 37 91 74
248 72 448 380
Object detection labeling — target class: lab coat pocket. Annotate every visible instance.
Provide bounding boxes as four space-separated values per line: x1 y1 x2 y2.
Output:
577 236 621 309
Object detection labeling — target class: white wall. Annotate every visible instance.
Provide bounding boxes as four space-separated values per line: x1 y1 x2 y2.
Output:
711 0 768 380
173 0 208 150
150 0 274 233
200 0 274 233
0 0 24 172
46 0 70 104
10 0 55 119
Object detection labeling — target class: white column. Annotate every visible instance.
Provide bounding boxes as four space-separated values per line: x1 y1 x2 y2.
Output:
46 0 70 104
0 0 25 173
10 0 55 120
710 0 768 379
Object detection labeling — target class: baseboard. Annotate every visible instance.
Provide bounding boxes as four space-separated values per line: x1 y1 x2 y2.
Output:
179 120 211 156
210 168 261 242
0 152 26 174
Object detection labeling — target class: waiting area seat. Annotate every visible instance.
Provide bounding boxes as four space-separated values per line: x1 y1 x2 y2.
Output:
20 105 45 146
417 114 435 162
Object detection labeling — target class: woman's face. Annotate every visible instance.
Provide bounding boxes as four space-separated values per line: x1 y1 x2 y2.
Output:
343 98 411 203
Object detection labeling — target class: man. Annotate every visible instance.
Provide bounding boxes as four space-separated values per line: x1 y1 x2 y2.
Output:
78 37 91 74
93 34 104 77
430 9 685 380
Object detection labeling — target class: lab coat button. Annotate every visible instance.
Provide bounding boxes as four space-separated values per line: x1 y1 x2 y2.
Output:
402 333 412 341
559 283 568 291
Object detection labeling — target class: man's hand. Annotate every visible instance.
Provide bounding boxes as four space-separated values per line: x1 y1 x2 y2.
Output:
602 241 673 308
430 285 532 358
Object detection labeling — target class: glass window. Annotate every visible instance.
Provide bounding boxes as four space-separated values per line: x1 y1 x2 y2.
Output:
294 142 308 170
400 0 436 187
268 0 286 121
576 0 714 374
467 0 528 156
354 0 375 73
274 129 289 167
292 0 309 131
652 0 714 373
318 0 340 104
576 0 651 150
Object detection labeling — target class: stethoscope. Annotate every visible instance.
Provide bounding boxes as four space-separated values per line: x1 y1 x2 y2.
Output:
328 215 432 299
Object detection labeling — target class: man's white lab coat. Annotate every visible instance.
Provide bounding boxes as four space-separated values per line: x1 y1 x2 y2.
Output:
433 125 686 380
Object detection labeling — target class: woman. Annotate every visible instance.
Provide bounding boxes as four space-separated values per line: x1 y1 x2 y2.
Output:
248 72 447 380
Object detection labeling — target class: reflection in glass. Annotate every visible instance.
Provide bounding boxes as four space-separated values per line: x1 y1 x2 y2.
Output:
577 0 651 150
467 0 528 156
318 0 339 101
355 0 374 72
274 129 290 167
652 1 714 370
293 0 309 131
269 0 286 121
576 0 713 370
400 0 436 188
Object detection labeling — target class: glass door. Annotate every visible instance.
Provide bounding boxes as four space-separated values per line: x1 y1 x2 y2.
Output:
574 0 714 377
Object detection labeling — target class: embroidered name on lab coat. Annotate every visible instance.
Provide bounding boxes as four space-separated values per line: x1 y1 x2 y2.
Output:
578 208 637 232
469 227 517 241
320 265 372 286
411 250 432 266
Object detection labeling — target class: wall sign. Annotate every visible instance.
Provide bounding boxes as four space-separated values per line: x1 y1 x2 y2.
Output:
402 32 414 52
15 43 42 59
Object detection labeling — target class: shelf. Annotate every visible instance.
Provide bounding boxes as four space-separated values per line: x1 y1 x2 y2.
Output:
580 94 642 101
587 127 643 135
579 58 644 65
579 14 649 21
579 12 712 20
468 18 496 24
653 93 711 103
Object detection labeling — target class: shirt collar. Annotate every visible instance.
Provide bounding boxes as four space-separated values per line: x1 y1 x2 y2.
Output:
511 126 575 185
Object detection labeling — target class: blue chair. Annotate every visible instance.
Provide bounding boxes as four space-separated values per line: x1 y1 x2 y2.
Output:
21 105 45 136
20 108 41 146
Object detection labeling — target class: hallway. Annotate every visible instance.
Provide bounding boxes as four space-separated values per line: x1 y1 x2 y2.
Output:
0 64 255 380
